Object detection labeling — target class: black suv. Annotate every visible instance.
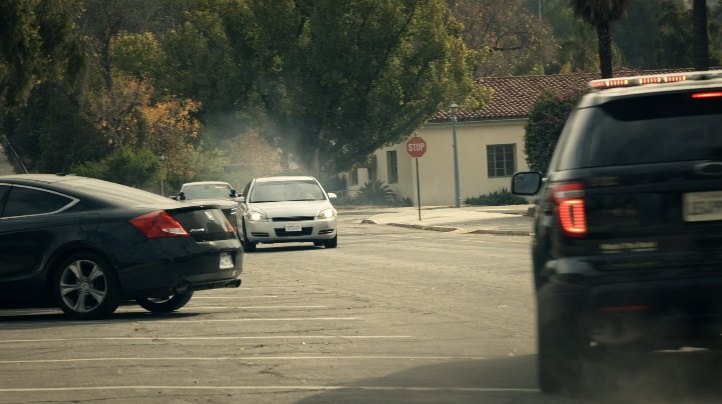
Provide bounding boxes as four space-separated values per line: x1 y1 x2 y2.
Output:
512 70 722 393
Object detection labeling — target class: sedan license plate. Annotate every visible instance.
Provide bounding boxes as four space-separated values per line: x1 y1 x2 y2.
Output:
683 191 722 222
219 253 234 269
285 224 302 232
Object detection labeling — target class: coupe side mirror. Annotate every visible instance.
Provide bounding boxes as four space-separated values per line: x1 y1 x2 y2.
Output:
327 192 338 199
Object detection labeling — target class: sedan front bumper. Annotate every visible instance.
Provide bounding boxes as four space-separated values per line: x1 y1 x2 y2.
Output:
245 218 337 243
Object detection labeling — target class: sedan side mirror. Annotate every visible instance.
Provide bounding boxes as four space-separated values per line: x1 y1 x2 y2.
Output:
327 192 337 199
178 191 186 201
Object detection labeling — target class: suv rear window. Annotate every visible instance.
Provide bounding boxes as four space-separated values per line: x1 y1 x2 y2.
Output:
556 91 722 170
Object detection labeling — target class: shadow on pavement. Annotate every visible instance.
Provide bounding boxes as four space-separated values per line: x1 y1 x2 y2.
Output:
297 351 722 404
0 307 201 329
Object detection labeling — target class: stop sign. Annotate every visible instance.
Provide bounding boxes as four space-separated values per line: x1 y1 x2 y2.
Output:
406 137 427 158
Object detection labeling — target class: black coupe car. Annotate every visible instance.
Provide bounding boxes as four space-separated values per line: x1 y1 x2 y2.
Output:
0 174 243 319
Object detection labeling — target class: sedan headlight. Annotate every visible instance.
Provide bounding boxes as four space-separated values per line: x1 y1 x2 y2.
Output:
317 208 336 219
246 209 269 221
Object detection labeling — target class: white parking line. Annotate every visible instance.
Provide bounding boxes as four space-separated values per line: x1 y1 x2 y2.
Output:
3 317 361 326
192 296 279 299
0 335 412 343
0 385 539 393
0 355 488 364
116 305 328 311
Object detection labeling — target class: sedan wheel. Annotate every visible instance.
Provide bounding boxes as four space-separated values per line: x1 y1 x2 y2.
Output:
53 253 121 320
136 290 194 313
324 235 338 248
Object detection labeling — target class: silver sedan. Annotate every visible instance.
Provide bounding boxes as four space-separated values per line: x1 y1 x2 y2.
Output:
240 176 337 252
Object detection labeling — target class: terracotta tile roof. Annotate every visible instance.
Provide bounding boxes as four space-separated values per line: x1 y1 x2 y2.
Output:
432 68 697 123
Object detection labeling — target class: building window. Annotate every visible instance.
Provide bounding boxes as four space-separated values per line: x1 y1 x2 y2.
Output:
367 155 377 182
386 151 398 183
487 144 516 178
350 169 358 185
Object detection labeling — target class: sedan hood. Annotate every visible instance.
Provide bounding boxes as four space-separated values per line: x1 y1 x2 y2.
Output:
181 199 239 209
250 200 333 217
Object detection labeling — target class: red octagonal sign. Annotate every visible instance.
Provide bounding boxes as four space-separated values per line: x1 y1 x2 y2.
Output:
406 136 427 158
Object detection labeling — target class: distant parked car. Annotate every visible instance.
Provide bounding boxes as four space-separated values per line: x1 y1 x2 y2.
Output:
0 174 243 319
240 176 337 252
173 181 243 237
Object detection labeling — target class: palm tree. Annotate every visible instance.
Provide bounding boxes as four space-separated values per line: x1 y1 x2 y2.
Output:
693 0 709 70
570 0 631 78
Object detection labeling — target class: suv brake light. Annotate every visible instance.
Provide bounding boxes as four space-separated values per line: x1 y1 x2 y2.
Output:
550 183 587 236
130 210 189 238
692 91 722 99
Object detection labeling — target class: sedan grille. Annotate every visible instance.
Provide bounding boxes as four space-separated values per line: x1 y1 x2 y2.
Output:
272 216 314 222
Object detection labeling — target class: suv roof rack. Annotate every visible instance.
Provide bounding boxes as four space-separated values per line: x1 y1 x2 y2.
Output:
589 70 722 90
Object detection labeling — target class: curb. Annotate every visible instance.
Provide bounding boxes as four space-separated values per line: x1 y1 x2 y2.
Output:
361 219 531 236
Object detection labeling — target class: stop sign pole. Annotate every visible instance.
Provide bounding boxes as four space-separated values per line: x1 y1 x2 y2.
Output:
406 136 427 221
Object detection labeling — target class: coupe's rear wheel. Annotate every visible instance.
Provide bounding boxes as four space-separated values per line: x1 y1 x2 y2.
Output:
136 290 194 313
53 253 121 320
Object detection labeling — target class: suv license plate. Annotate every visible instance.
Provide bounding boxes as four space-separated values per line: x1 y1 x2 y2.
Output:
285 224 302 232
219 253 234 269
683 191 722 222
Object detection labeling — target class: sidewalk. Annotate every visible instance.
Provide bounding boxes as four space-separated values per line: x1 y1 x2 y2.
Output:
339 204 534 236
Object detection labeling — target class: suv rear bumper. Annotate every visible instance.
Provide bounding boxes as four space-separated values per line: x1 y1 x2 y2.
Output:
540 258 722 348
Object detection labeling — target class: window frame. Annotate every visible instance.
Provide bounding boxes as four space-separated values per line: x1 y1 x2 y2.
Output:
486 143 517 178
386 150 398 184
0 184 79 219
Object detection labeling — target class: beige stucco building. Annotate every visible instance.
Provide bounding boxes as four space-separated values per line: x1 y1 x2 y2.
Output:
344 73 593 206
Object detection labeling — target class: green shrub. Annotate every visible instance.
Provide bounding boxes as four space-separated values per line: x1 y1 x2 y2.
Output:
465 187 528 206
352 180 397 206
524 90 583 173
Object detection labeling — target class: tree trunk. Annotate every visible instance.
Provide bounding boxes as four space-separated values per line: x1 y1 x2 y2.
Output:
693 0 709 71
596 22 613 79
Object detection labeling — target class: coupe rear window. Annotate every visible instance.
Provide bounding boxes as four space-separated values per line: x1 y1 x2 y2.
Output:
557 92 722 170
3 186 75 217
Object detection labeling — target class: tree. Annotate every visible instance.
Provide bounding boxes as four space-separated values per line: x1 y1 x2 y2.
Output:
656 0 694 68
447 0 558 76
570 0 631 78
0 0 84 110
524 90 583 173
80 0 182 90
693 0 710 70
612 0 663 69
243 0 490 178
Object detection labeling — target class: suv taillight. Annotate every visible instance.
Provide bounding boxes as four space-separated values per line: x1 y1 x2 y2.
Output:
550 182 587 236
130 210 189 238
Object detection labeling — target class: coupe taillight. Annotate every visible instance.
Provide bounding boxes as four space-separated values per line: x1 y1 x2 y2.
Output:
130 210 189 238
550 182 587 236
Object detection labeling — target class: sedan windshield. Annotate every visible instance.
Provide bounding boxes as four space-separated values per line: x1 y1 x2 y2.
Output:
249 180 325 202
182 184 233 200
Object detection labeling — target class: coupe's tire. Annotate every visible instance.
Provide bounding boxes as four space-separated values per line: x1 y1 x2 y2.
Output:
53 253 121 320
324 235 338 248
136 290 194 313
